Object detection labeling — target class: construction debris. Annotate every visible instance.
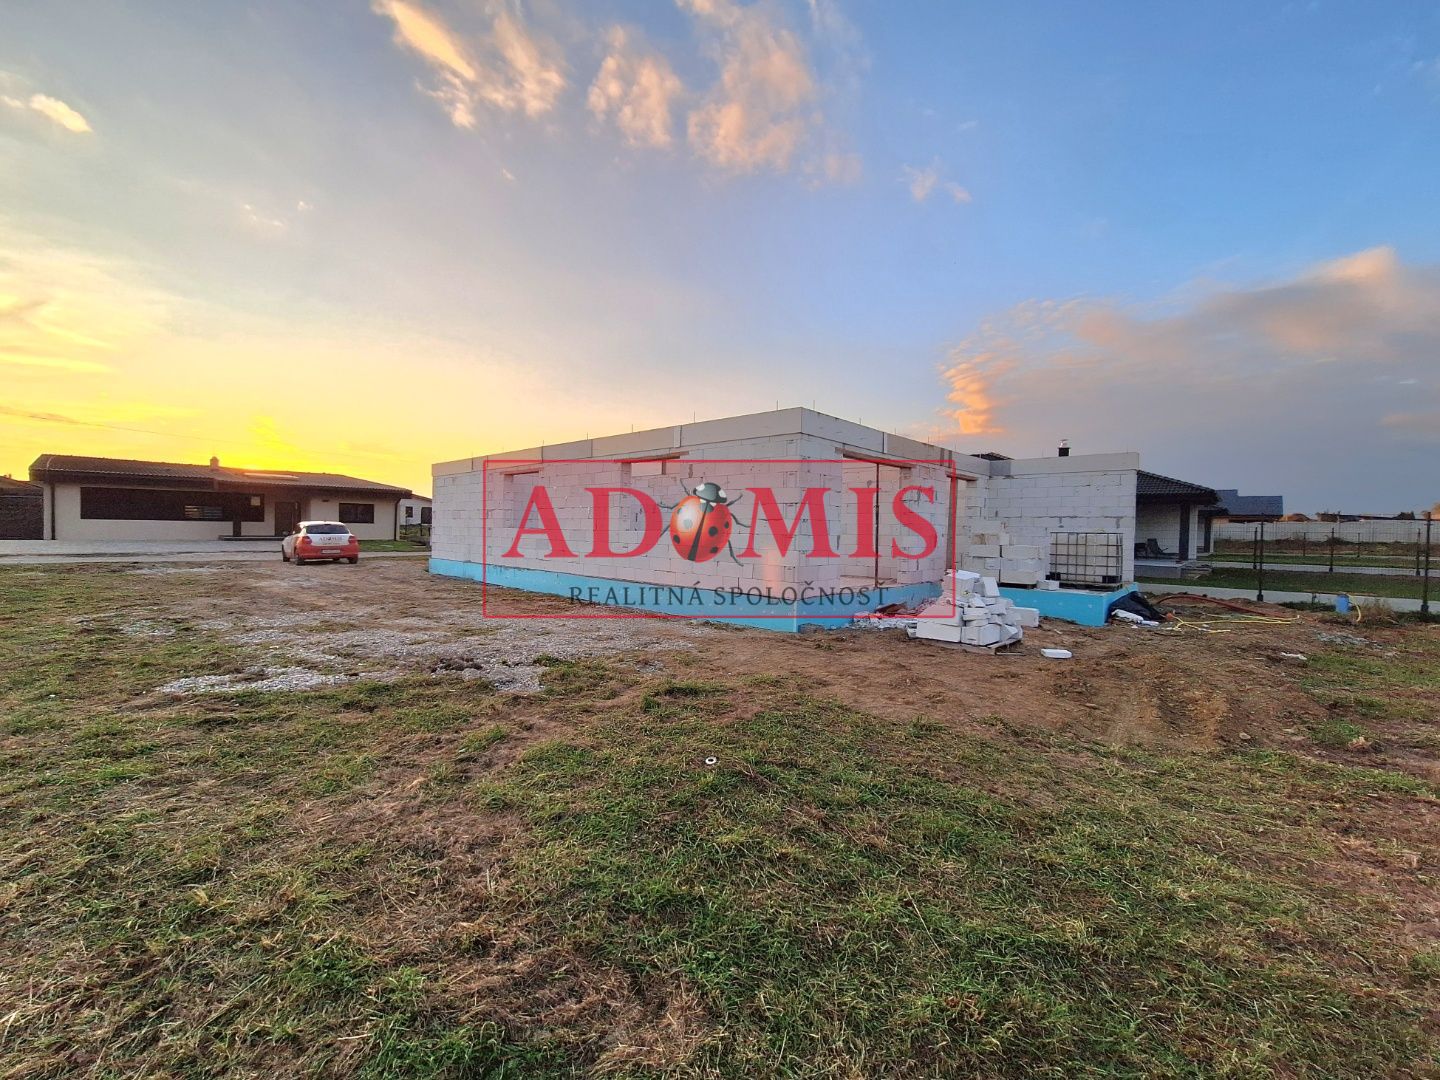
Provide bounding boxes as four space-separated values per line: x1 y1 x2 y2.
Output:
1111 609 1160 627
1145 592 1303 635
909 570 1038 650
850 609 922 631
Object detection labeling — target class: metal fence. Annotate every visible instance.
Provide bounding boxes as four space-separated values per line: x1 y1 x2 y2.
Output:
1213 518 1436 567
1213 519 1434 546
1219 518 1434 614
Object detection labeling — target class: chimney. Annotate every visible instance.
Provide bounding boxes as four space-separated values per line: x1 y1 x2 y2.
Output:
1058 439 1070 458
209 455 220 469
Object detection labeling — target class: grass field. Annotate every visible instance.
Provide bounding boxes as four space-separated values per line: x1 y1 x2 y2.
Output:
1207 551 1429 569
1213 540 1433 561
1141 566 1435 601
2 565 1439 1077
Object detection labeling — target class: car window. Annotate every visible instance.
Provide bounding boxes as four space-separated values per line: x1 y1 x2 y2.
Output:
304 523 349 534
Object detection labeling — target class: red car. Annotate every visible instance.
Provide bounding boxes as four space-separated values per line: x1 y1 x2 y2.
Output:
281 521 360 565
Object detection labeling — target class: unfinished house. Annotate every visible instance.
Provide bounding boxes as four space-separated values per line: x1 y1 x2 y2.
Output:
431 409 1144 631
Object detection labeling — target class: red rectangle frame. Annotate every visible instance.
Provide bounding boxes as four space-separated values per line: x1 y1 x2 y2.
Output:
478 457 964 620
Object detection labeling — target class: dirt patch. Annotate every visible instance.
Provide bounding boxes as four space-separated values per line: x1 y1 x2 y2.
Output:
639 615 1329 751
124 565 230 575
116 561 713 693
92 559 1404 750
158 666 360 694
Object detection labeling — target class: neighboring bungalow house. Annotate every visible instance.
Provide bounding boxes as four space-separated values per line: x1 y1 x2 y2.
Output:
29 454 412 541
1213 489 1284 523
1135 471 1219 573
398 494 432 528
0 475 43 539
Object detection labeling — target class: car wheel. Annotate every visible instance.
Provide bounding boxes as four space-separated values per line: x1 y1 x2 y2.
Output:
281 550 289 562
347 556 359 565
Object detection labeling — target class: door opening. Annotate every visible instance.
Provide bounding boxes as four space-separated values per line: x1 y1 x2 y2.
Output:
275 500 301 536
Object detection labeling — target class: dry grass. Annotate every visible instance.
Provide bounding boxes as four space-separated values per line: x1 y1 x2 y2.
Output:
2 565 1439 1077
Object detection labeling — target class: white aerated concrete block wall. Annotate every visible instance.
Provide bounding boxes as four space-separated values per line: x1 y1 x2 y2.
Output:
974 454 1139 584
433 410 1142 604
481 444 826 592
435 421 957 593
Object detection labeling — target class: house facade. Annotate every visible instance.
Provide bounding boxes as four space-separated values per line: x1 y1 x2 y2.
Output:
29 454 411 542
1134 471 1219 566
399 495 433 528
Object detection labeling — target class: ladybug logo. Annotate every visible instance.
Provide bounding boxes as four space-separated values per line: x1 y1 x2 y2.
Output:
669 480 744 563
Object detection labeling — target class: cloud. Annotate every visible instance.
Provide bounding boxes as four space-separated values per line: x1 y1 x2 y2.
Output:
1382 410 1440 440
925 247 1440 509
369 0 861 183
0 401 208 467
240 202 289 234
489 10 567 117
0 404 84 425
373 0 476 81
26 93 91 133
373 0 565 128
681 0 824 174
939 355 1008 436
904 162 938 202
814 148 861 185
0 352 112 374
0 225 170 379
904 160 970 204
588 27 684 148
1 89 92 134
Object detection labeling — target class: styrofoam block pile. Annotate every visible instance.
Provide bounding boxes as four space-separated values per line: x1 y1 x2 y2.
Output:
913 572 1036 648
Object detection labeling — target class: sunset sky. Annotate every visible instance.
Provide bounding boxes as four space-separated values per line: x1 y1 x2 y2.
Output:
3 1 1438 511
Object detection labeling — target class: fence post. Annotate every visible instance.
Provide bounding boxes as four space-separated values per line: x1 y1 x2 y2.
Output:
1256 523 1265 603
1417 529 1423 577
1423 513 1432 618
1328 527 1335 573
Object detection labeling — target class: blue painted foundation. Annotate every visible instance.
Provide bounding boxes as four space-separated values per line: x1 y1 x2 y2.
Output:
999 584 1137 627
431 558 934 632
430 558 1135 631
